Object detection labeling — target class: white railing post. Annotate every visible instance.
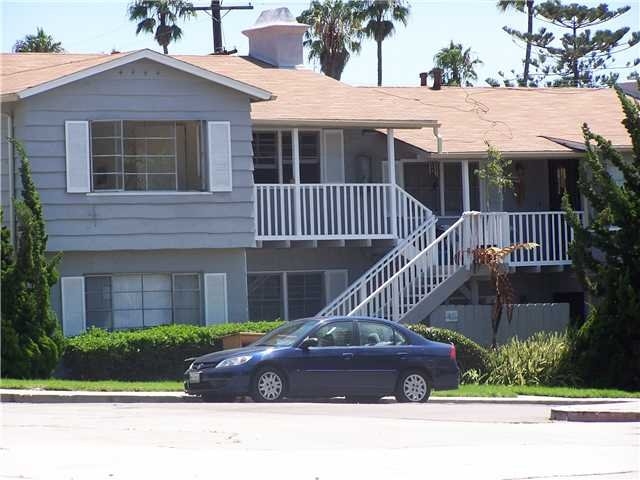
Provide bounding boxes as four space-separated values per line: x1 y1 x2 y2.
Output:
461 159 470 213
292 128 302 237
387 129 398 238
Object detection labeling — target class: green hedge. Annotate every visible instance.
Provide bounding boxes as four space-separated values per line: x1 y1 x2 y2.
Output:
62 322 283 380
61 321 486 382
408 325 490 377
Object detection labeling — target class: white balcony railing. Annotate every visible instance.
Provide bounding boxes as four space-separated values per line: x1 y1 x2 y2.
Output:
255 183 432 241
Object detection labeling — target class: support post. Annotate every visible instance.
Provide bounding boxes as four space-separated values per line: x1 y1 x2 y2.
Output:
292 128 302 236
387 128 397 238
439 161 445 217
461 159 470 213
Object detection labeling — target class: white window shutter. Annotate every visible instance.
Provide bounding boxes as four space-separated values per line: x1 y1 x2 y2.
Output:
322 129 344 182
207 121 232 192
204 273 228 325
64 121 90 193
61 276 86 337
324 270 348 304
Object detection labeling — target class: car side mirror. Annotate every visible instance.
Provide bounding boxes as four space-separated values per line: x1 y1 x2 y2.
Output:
299 337 318 349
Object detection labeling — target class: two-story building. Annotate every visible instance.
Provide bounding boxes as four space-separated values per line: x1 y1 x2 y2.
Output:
1 8 632 345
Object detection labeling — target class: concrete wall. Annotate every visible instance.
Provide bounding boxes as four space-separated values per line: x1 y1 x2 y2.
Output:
10 59 256 252
50 248 249 324
429 303 570 347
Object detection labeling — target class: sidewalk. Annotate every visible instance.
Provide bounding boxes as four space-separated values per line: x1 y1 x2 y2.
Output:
2 387 639 421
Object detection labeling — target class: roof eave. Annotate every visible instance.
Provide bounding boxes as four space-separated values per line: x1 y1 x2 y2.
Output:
252 118 439 129
13 49 273 102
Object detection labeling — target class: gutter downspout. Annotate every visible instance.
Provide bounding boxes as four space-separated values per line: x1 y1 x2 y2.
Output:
2 113 15 246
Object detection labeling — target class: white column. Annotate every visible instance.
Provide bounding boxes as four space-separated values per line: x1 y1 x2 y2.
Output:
461 159 470 213
439 161 445 217
292 128 302 236
387 128 397 237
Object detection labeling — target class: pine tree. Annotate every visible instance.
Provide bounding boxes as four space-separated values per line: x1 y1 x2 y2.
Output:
1 140 63 378
532 1 639 87
563 87 640 389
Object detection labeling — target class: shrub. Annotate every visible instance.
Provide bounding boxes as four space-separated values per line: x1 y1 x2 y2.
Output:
408 325 490 378
62 322 283 381
482 331 577 386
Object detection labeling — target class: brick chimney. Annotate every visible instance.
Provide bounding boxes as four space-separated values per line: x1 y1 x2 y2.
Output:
431 68 443 90
242 8 308 68
419 72 429 86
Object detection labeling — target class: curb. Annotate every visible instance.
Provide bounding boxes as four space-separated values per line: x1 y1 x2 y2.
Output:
550 408 640 422
2 389 637 407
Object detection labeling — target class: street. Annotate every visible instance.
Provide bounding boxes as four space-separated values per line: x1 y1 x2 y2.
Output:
2 401 638 480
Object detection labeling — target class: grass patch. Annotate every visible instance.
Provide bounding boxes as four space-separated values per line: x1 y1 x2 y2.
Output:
435 384 640 398
0 378 184 392
2 379 639 398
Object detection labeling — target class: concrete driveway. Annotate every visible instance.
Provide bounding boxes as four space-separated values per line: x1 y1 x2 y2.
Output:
2 401 638 480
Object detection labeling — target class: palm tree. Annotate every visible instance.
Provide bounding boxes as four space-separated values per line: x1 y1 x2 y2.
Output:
361 0 409 86
498 0 535 85
297 0 364 80
433 41 483 87
128 0 194 54
13 28 64 53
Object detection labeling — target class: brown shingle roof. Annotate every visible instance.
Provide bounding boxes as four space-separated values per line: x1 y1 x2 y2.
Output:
0 51 436 128
367 86 631 154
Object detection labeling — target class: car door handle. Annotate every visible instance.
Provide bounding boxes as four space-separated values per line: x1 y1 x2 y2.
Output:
397 352 408 360
342 353 354 360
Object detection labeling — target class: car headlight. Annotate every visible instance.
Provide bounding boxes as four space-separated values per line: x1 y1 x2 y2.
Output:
216 355 253 368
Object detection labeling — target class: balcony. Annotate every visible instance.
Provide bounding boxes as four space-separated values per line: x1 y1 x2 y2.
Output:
255 183 432 242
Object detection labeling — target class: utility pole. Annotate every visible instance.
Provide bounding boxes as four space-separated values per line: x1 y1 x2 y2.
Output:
191 0 253 54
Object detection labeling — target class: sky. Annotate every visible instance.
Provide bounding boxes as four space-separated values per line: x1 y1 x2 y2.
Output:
1 0 638 87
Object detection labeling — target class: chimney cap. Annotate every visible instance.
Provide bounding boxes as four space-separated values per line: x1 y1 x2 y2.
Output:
242 7 308 34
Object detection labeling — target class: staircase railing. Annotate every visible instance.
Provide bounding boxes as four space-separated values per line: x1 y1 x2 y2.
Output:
347 215 468 321
318 186 435 317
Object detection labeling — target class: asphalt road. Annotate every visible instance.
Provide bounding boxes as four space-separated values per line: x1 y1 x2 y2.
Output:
2 401 638 480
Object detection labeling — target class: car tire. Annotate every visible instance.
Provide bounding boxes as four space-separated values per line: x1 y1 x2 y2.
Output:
251 367 286 402
395 370 431 403
346 396 382 404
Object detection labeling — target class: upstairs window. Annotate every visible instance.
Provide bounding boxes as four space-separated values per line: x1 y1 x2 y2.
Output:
252 130 321 184
91 121 202 192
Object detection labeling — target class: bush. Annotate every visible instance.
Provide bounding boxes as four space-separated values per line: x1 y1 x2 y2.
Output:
408 325 490 378
482 331 577 386
62 322 283 381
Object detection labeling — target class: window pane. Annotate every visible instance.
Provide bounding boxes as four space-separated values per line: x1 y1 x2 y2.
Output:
124 157 145 173
314 322 353 347
287 272 323 320
174 308 200 325
93 156 122 174
148 174 175 190
113 310 143 329
92 121 121 138
146 139 174 156
173 291 200 308
148 157 175 173
124 174 146 190
93 138 121 155
174 274 199 290
86 276 112 330
123 138 146 155
248 274 282 321
143 122 173 138
358 321 395 347
144 309 172 327
86 310 111 330
93 174 122 191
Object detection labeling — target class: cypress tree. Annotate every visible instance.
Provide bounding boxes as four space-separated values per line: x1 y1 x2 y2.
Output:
563 88 640 389
1 140 63 378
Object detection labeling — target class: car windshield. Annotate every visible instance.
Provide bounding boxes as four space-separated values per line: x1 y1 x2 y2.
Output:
254 319 318 347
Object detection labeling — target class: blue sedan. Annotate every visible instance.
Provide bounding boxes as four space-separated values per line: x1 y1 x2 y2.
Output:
184 316 459 403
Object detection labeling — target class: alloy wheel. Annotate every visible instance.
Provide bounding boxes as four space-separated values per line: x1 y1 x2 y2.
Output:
403 373 427 402
257 371 283 401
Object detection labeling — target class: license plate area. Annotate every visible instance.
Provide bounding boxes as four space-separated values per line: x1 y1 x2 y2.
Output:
189 371 201 383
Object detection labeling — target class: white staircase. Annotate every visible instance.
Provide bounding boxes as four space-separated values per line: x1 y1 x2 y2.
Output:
320 210 580 324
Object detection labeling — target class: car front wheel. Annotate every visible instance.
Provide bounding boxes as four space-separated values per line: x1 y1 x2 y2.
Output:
251 367 286 402
396 370 431 403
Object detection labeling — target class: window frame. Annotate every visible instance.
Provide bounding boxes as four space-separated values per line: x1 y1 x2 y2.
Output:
89 120 203 193
252 128 323 184
84 272 202 330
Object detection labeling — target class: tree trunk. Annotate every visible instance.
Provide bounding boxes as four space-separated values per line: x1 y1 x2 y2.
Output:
524 0 534 85
377 39 382 86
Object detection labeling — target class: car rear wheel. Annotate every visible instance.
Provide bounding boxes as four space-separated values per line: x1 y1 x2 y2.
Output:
251 367 286 402
396 370 430 403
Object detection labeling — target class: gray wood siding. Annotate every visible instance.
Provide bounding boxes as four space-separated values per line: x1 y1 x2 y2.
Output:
12 59 256 252
1 114 11 230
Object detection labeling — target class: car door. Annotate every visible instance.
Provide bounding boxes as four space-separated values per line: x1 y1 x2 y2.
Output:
349 320 410 395
288 320 357 397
